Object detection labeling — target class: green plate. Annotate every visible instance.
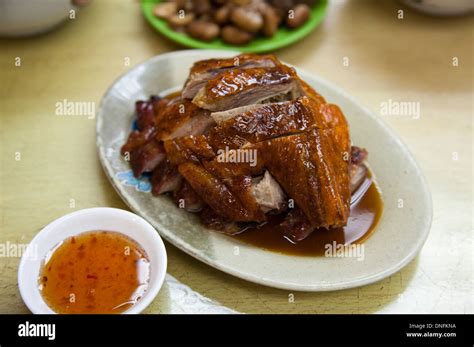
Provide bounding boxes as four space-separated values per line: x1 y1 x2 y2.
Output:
141 0 328 53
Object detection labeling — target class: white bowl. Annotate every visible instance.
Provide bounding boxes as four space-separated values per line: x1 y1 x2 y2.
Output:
0 0 77 37
18 208 167 314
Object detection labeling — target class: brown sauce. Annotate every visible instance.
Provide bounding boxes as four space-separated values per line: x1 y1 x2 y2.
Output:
234 180 383 256
38 231 150 314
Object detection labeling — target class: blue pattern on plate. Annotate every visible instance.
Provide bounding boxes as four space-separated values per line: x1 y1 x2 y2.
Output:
116 170 151 193
132 119 138 131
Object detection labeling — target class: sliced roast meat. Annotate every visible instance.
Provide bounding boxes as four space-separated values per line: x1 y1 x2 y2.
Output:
130 139 166 177
135 96 167 130
151 160 183 196
192 65 302 112
182 53 280 99
121 126 156 156
178 162 264 222
154 97 215 141
204 160 266 222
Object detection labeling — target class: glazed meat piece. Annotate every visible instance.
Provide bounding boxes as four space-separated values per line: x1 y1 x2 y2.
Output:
256 128 350 229
178 162 265 222
204 160 266 222
201 155 264 177
182 54 280 99
130 139 166 177
150 160 183 196
299 78 327 105
192 65 302 111
207 97 329 150
155 97 215 141
126 96 215 178
163 135 215 166
121 126 156 156
135 96 167 130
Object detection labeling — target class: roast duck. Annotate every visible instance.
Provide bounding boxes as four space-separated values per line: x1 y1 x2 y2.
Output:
121 54 369 243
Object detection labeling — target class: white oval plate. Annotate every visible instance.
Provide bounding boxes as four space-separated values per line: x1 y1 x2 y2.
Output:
96 50 432 291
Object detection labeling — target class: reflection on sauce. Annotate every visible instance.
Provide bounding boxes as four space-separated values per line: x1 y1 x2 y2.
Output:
38 231 150 314
235 180 383 256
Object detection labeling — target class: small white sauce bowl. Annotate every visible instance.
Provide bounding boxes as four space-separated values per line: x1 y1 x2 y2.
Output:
0 0 78 37
18 208 167 314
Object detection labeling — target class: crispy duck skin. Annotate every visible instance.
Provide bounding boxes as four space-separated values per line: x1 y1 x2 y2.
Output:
163 135 215 166
207 97 330 150
299 79 327 105
178 162 265 222
203 161 267 222
178 162 247 221
192 65 302 112
256 128 350 229
182 53 280 99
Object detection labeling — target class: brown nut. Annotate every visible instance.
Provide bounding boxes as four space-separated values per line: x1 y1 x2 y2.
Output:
186 20 220 41
168 11 195 27
261 4 281 37
230 7 263 33
191 0 211 15
214 4 232 24
286 4 310 29
221 25 253 45
153 2 178 19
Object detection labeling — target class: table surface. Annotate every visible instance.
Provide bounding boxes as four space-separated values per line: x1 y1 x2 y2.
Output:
0 0 472 314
